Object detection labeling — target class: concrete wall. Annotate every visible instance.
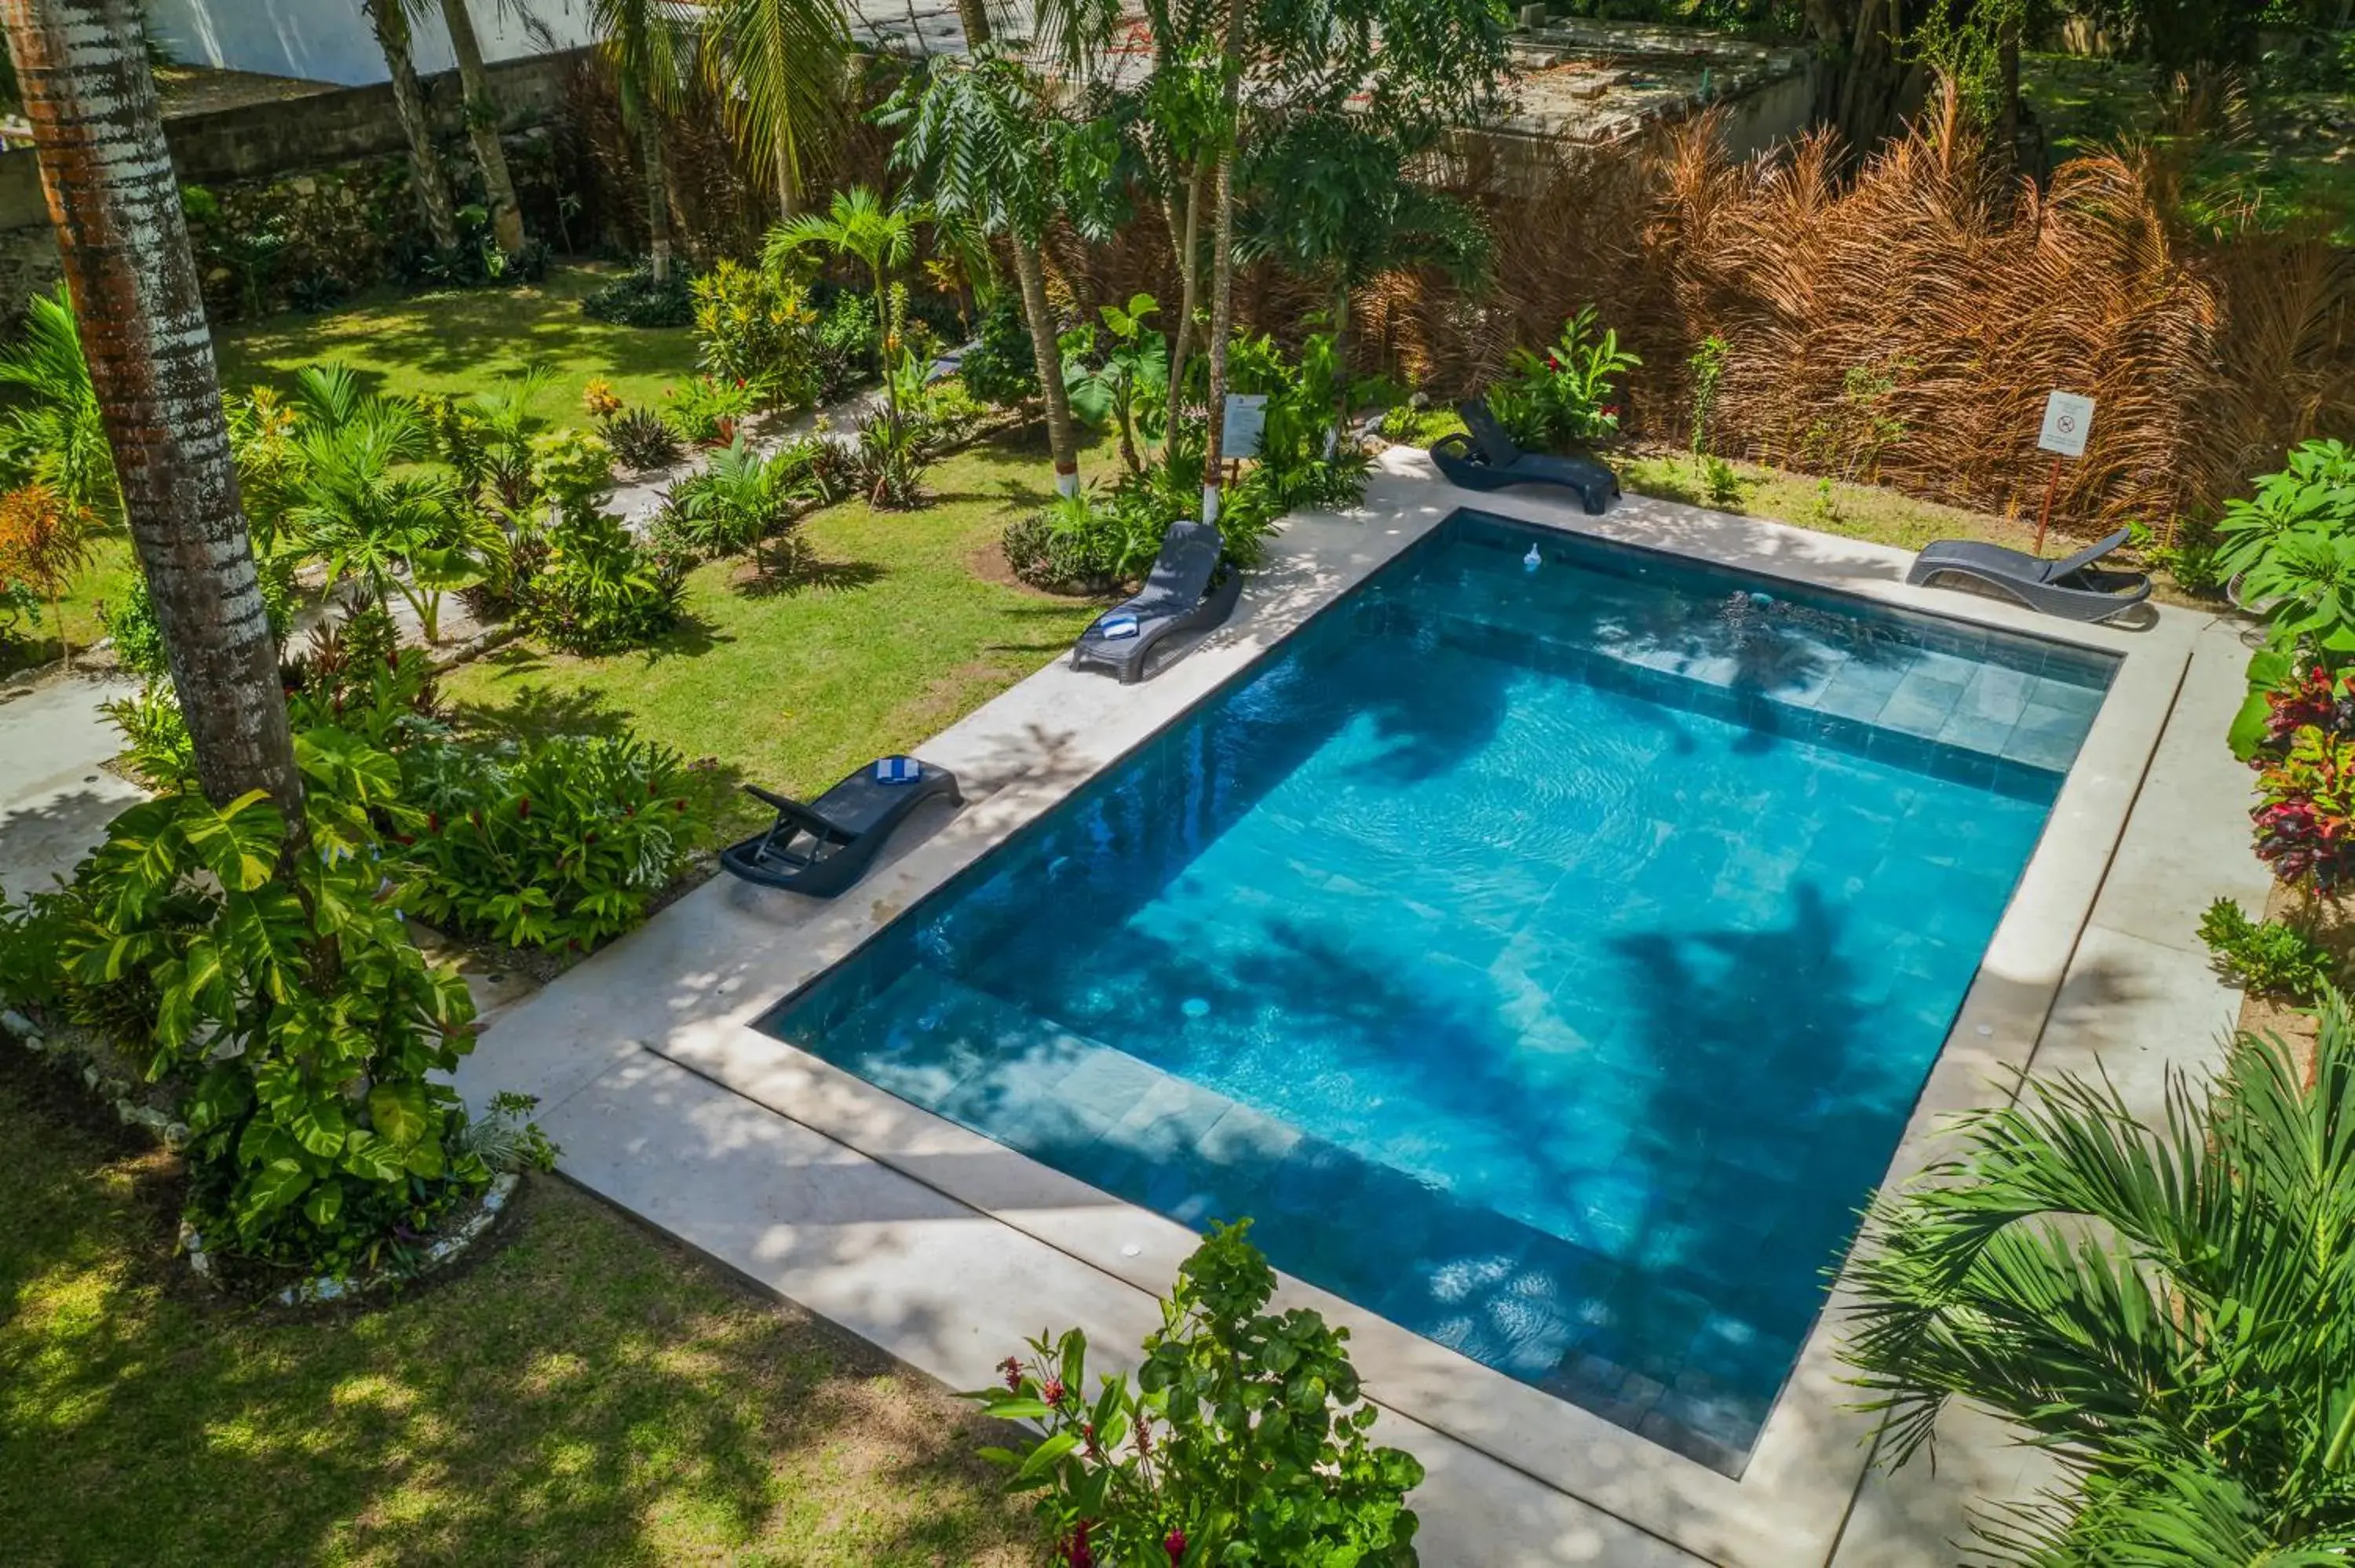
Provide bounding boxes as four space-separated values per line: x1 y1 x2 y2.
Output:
0 47 589 315
145 0 596 88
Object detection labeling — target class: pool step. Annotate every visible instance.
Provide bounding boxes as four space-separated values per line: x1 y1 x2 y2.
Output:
784 961 1795 1471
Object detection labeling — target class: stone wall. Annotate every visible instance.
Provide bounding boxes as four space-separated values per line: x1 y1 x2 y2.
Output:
0 48 589 316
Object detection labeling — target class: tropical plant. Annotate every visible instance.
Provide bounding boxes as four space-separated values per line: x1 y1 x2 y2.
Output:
601 404 685 469
966 1221 1424 1568
228 385 305 544
429 363 556 510
663 433 812 574
398 732 710 952
0 283 115 520
703 0 850 218
283 391 485 644
590 0 693 281
1062 294 1167 477
765 188 918 428
99 680 197 792
2198 897 2337 1003
690 257 820 409
519 498 685 653
1842 991 2355 1564
0 480 97 666
581 261 696 326
1701 455 1747 510
1688 333 1730 457
1492 307 1640 454
662 374 756 447
2219 439 2355 589
359 0 462 254
957 294 1040 407
2253 724 2355 893
880 28 1085 495
2 0 301 815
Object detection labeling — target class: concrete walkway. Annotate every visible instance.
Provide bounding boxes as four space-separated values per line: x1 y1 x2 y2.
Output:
0 671 144 898
458 463 2262 1566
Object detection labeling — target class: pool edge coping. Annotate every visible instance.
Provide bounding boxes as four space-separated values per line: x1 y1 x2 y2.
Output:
467 453 2203 1568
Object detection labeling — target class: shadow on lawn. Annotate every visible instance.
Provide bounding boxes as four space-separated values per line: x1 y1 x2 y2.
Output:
0 1061 1034 1568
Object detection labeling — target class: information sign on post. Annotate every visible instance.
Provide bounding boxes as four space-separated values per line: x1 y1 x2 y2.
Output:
2032 390 2095 552
1221 394 1268 460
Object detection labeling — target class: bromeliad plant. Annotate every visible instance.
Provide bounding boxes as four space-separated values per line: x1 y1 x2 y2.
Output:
398 734 710 953
966 1222 1424 1568
1842 994 2355 1564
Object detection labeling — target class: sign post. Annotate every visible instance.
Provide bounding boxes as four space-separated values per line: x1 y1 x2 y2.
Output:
2032 390 2094 554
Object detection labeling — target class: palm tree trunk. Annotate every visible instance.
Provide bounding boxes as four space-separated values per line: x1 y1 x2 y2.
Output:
364 0 461 253
952 0 1079 495
775 125 797 219
2 0 303 822
1163 157 1207 467
640 117 674 283
1331 277 1351 455
1197 0 1247 523
437 0 527 253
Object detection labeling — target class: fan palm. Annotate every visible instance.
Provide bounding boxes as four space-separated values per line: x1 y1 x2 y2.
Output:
0 281 116 519
765 187 917 424
882 39 1085 494
590 0 694 281
1842 994 2355 1563
702 0 850 220
285 395 481 644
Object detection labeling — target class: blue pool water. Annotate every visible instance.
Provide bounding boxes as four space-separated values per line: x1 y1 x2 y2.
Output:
761 510 2114 1471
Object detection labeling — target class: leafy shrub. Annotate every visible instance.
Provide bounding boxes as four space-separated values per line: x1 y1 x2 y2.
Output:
1688 333 1729 455
519 501 687 655
101 552 297 678
2152 536 2226 599
2253 724 2355 892
397 733 711 953
1375 397 1461 449
581 263 695 327
283 611 450 754
853 405 935 509
662 374 756 447
601 406 684 470
966 1222 1423 1568
100 680 195 791
1491 305 1640 452
1700 454 1747 509
812 289 879 403
691 258 820 410
2197 898 2335 1002
31 774 497 1278
2216 437 2355 591
663 435 814 574
958 295 1039 406
527 428 615 507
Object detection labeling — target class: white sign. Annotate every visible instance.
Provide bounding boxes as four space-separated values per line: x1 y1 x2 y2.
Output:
2037 390 2095 458
1220 394 1268 459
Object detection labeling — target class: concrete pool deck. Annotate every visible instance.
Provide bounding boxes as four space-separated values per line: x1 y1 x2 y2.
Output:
458 448 2267 1566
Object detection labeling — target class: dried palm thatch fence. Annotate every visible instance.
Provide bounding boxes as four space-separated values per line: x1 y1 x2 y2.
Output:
1353 93 2355 538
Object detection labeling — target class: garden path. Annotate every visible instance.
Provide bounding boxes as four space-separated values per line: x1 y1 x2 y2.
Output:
0 669 144 898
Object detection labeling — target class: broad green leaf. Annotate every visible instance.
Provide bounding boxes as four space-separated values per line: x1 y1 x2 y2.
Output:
1013 1429 1079 1482
369 1081 429 1147
242 1158 313 1218
303 1183 343 1231
178 790 284 891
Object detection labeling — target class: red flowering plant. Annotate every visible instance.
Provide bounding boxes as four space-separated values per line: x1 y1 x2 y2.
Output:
1491 304 1641 454
965 1222 1425 1567
2246 665 2355 892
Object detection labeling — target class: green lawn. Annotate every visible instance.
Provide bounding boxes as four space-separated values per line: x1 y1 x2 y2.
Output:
1619 449 2046 554
440 429 1108 834
211 263 699 432
0 1056 1032 1567
5 527 140 680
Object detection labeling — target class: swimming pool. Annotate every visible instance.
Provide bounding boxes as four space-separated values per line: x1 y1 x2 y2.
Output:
761 509 2114 1472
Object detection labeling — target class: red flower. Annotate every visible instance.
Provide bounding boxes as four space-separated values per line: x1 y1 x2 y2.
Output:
1163 1526 1188 1563
1059 1520 1096 1568
1042 1377 1066 1406
1133 1422 1152 1457
426 811 441 833
1082 1423 1101 1457
1000 1356 1023 1392
517 797 531 819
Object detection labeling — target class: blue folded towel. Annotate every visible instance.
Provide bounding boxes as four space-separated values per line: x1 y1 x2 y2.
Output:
1097 612 1141 640
874 756 922 785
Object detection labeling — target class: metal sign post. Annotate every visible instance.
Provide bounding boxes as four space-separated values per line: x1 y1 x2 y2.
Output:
2032 390 2094 554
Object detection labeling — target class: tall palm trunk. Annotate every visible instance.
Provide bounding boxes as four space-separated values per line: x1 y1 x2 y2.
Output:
1 0 303 822
437 0 528 253
1163 158 1206 467
1197 0 1247 524
364 0 461 254
953 0 1080 495
639 116 674 283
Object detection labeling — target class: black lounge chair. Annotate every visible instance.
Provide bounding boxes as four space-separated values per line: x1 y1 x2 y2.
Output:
1428 399 1619 516
1070 519 1243 684
718 759 962 898
1905 527 2152 624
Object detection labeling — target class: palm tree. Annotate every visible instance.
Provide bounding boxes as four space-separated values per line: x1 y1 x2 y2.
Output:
433 0 528 254
882 19 1083 497
362 0 462 256
765 187 915 423
1196 0 1251 524
0 281 117 518
703 0 849 221
1842 995 2355 1563
284 387 480 644
590 0 691 282
0 0 302 819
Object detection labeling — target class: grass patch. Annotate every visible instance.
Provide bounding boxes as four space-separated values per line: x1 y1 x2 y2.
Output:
0 1055 1032 1567
211 264 699 432
1619 449 2046 554
440 428 1105 834
4 527 140 680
